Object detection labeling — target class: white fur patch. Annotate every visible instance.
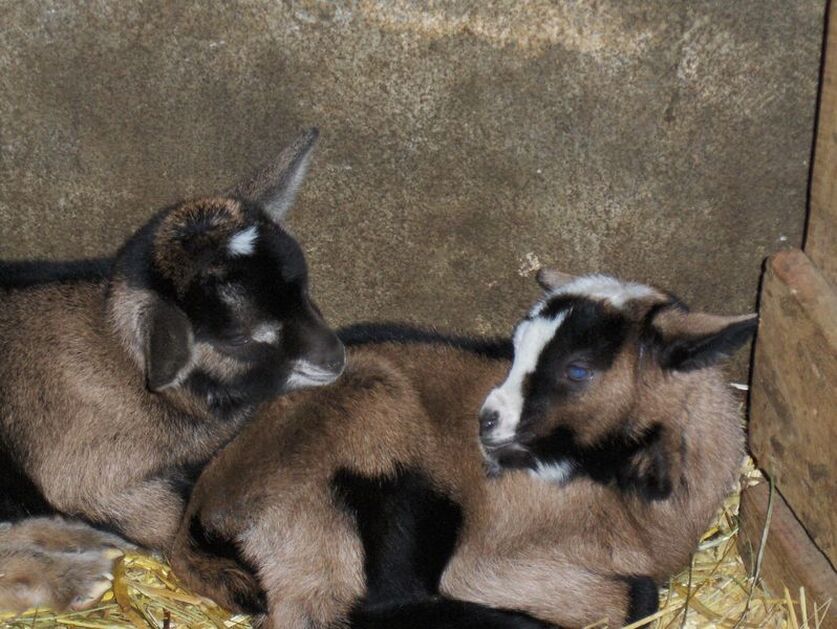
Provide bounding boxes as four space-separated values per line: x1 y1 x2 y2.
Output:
228 225 258 256
252 322 281 344
536 274 657 311
530 459 575 484
480 312 567 443
285 360 341 390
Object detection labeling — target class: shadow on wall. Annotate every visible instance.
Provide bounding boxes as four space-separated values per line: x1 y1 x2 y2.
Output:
0 1 824 359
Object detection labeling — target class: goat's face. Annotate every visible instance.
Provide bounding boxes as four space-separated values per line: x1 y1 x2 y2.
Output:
112 129 345 415
479 271 755 497
148 197 344 406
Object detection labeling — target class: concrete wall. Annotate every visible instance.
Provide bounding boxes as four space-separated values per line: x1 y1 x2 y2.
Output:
0 2 824 357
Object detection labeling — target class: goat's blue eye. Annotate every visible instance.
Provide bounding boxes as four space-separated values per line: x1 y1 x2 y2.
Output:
566 364 593 382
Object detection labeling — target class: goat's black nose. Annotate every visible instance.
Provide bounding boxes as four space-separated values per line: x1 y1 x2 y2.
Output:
479 409 499 436
305 333 346 375
321 343 346 374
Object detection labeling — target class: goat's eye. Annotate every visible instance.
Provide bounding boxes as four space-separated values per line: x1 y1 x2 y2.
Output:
565 363 593 382
227 334 251 346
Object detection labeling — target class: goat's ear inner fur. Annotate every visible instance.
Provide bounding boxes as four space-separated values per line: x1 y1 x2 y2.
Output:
145 300 194 392
227 127 319 222
653 311 757 372
536 268 576 292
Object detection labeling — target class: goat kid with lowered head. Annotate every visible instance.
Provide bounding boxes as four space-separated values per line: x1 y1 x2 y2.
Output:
0 129 345 612
171 270 756 628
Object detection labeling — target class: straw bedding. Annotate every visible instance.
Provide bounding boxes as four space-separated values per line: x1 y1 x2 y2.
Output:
1 456 828 628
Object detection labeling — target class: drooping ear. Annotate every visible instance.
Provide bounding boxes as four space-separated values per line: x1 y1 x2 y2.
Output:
145 299 194 392
536 268 576 292
653 309 757 371
227 127 319 222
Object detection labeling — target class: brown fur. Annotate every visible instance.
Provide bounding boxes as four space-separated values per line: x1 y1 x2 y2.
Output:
173 276 752 628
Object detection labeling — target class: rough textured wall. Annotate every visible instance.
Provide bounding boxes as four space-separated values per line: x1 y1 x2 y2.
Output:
0 2 824 352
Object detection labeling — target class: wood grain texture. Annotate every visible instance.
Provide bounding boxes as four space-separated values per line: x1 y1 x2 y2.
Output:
749 249 837 565
808 1 837 286
738 483 837 627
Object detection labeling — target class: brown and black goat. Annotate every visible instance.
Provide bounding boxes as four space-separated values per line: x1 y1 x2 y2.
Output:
171 270 756 628
0 129 345 612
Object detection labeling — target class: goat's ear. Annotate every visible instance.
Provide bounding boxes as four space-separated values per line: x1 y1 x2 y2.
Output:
145 300 194 392
652 309 757 372
227 127 319 222
536 268 576 292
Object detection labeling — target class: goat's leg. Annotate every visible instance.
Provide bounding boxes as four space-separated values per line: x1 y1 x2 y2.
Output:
442 549 659 627
168 512 265 616
0 515 131 553
0 518 126 612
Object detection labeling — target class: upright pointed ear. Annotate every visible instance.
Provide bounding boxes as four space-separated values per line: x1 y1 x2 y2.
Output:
652 309 757 371
536 268 576 292
228 127 319 222
145 300 194 392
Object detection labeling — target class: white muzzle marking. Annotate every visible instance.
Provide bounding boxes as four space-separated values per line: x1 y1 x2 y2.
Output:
286 360 341 390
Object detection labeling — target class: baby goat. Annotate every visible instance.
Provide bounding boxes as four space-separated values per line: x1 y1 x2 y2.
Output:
172 271 755 628
0 129 344 612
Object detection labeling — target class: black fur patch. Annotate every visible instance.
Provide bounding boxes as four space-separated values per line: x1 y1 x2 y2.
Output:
619 425 674 500
182 360 287 418
332 468 462 607
338 323 513 361
162 458 212 504
187 515 267 615
516 423 674 501
0 441 54 522
623 575 659 624
349 598 557 629
0 258 113 289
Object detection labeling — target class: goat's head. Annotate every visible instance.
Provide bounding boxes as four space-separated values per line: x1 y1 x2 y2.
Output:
479 269 756 499
109 129 345 416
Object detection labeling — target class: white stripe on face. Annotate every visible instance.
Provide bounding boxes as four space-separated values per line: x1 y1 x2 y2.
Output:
480 311 567 443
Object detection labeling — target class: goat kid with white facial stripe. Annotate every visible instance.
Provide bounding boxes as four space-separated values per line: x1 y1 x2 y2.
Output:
451 270 755 626
479 270 754 496
0 128 344 612
172 270 755 628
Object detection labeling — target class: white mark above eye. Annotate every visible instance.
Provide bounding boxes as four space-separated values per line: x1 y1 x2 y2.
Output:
228 225 258 256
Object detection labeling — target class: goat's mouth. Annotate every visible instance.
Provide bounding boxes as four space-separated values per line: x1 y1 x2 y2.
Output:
286 363 343 389
480 438 537 477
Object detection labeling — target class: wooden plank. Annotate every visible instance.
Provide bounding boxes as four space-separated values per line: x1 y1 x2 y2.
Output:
738 483 837 628
808 0 837 286
749 249 837 565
